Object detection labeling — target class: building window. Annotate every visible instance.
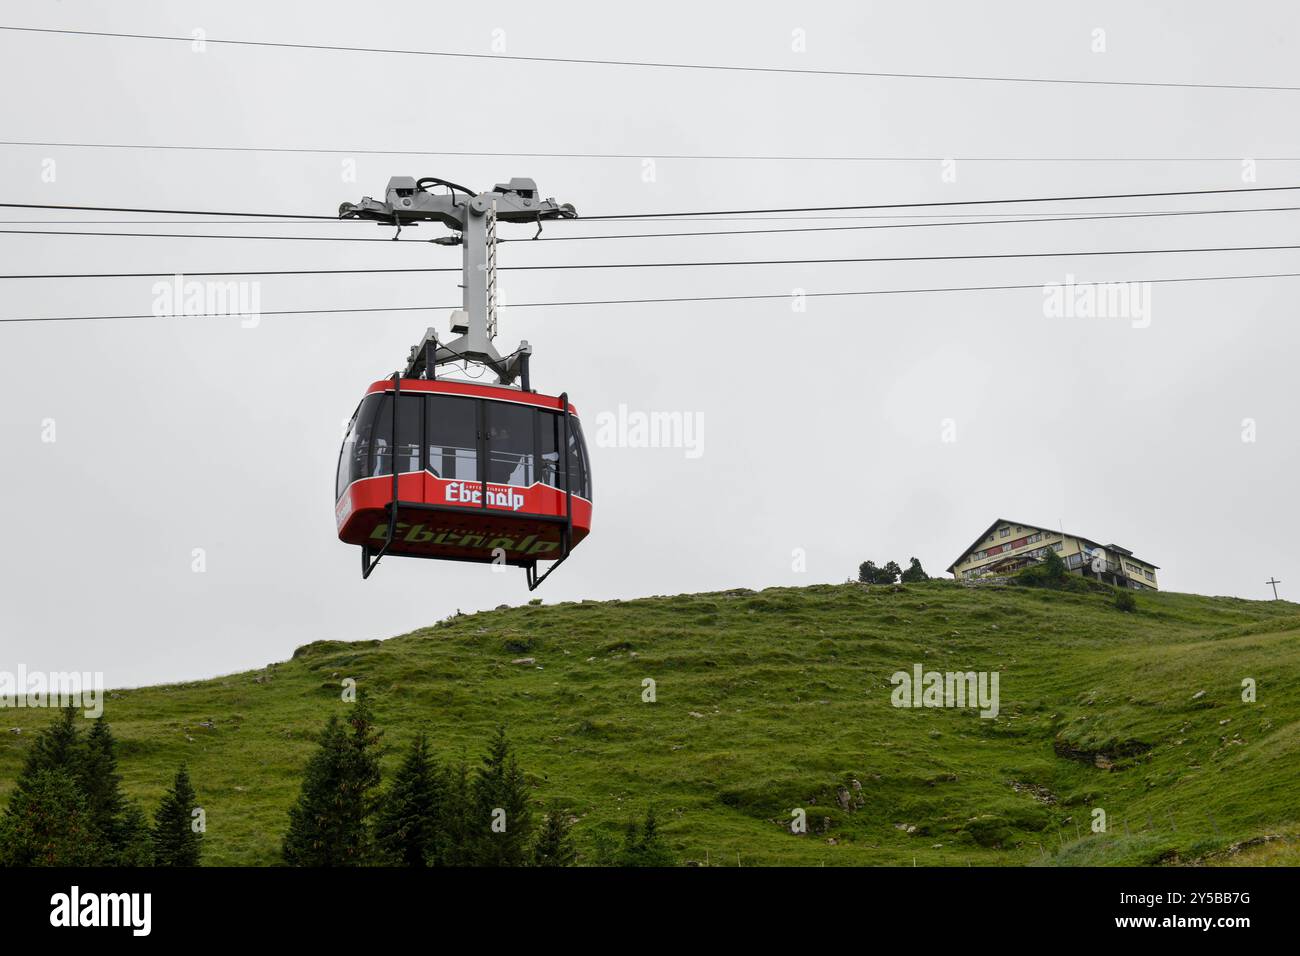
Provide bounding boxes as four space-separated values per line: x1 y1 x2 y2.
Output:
999 528 1010 538
1144 569 1155 582
1052 541 1063 551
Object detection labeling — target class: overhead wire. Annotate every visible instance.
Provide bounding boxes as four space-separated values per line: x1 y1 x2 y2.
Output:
515 206 1300 242
3 242 1299 280
3 25 1298 92
578 185 1300 220
5 184 1300 225
4 139 1300 164
5 271 1298 324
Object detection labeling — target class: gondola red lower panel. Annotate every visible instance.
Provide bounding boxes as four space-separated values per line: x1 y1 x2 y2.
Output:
337 471 592 565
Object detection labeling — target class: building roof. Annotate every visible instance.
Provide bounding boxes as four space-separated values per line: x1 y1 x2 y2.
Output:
945 518 1159 573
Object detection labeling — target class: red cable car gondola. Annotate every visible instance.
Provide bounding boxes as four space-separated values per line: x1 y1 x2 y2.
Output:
334 175 589 588
335 376 591 587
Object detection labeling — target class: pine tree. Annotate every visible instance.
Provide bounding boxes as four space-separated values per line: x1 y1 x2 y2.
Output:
1041 547 1068 584
283 716 351 866
470 726 533 866
615 807 677 867
15 705 81 791
153 764 202 866
342 693 384 863
375 733 445 866
438 759 477 867
531 808 577 867
590 827 619 866
1 707 156 866
116 802 156 867
0 769 104 866
0 706 100 865
80 717 128 847
900 557 930 583
619 817 640 861
282 696 384 866
638 807 675 866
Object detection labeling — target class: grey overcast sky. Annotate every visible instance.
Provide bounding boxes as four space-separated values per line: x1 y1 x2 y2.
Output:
1 1 1297 687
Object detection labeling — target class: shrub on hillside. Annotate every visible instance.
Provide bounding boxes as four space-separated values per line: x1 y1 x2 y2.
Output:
1114 588 1138 613
592 807 677 867
859 560 905 585
1014 548 1078 590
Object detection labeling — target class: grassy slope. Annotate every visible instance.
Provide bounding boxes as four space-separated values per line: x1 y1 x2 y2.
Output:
2 581 1297 867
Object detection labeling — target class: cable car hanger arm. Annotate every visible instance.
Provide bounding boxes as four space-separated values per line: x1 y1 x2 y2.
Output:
339 176 576 386
338 176 576 230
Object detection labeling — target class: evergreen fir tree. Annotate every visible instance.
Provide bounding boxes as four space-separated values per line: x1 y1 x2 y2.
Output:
375 733 445 866
1023 547 1069 587
283 716 351 866
15 705 81 791
470 726 533 866
1043 546 1068 583
531 808 577 866
0 769 104 866
636 807 675 866
616 807 677 867
153 764 202 866
438 759 476 867
80 717 128 848
116 802 156 867
342 694 384 819
900 557 930 583
590 827 619 867
282 696 384 866
619 817 640 860
1 707 157 866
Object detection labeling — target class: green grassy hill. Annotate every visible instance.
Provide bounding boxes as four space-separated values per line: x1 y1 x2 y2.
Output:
3 581 1298 866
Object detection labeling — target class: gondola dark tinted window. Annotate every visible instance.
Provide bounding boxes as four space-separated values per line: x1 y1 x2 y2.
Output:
336 394 384 499
372 393 424 477
427 396 478 481
486 402 535 487
539 411 561 488
567 418 591 499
